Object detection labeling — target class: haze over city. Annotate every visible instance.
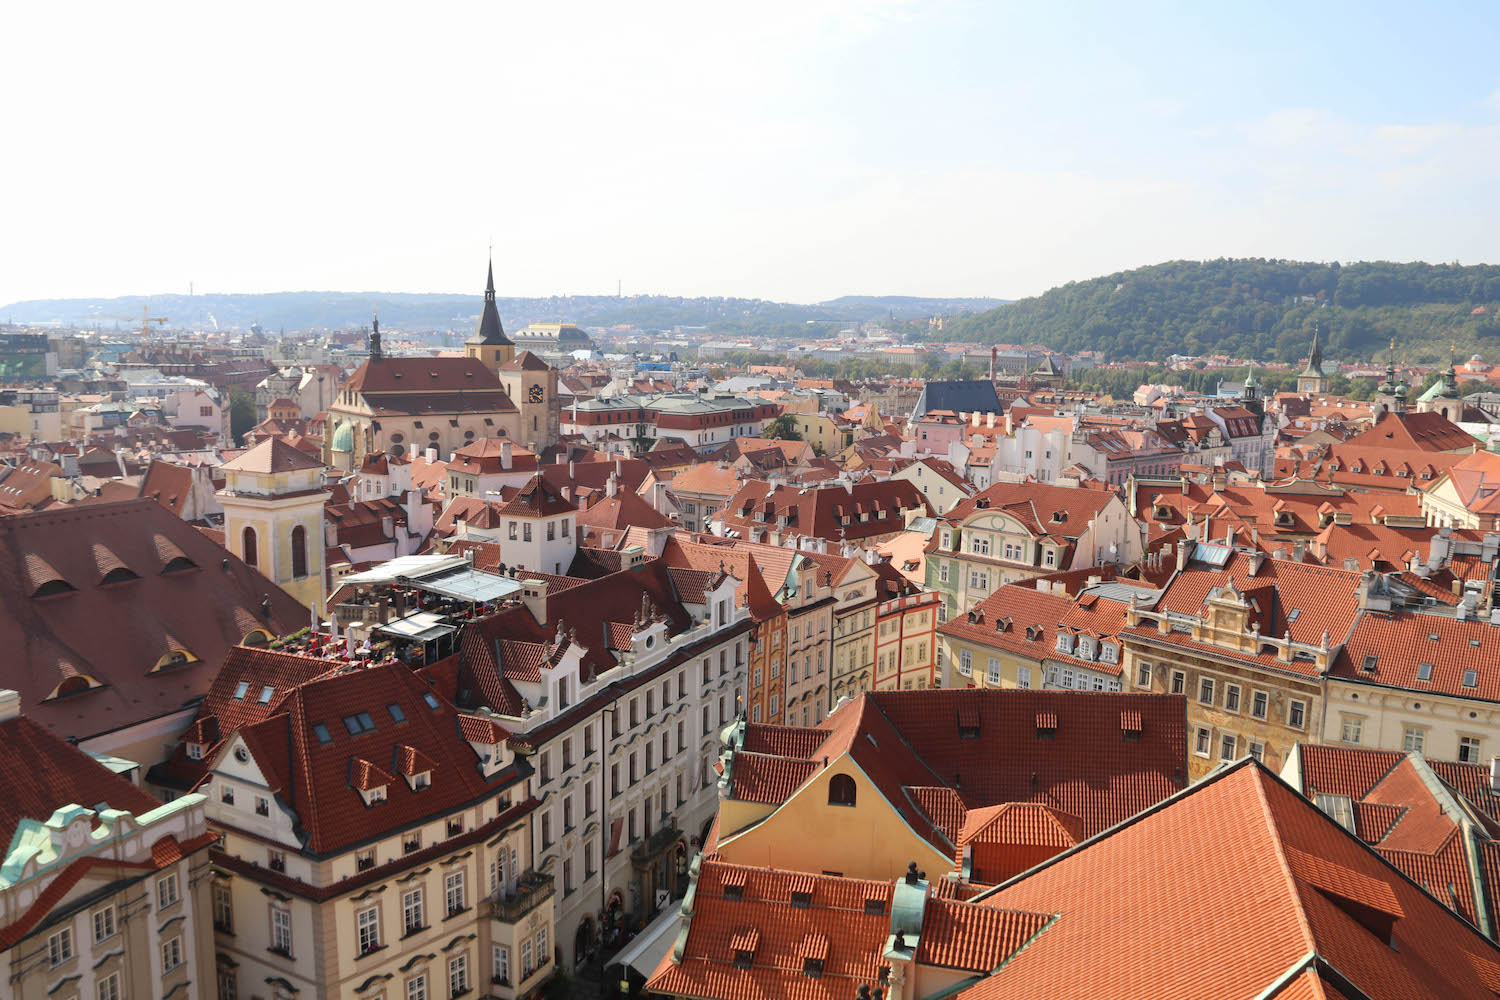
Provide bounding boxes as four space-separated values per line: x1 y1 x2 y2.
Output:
6 0 1500 307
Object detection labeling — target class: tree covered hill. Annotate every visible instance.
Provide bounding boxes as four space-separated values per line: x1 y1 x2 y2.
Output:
942 259 1500 364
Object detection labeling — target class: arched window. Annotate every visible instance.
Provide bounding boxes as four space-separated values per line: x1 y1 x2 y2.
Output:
242 527 258 568
828 773 856 807
291 525 307 579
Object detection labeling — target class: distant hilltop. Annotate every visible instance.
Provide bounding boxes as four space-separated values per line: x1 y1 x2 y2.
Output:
0 291 1008 334
943 258 1500 364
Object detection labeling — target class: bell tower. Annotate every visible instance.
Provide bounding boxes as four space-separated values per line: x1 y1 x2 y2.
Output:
465 257 514 374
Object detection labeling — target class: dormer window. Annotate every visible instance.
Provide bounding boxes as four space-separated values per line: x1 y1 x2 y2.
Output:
186 742 204 760
412 771 430 790
1077 637 1096 660
1055 633 1075 655
367 785 386 804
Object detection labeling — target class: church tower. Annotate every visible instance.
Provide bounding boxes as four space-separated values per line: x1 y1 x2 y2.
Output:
1297 325 1330 395
466 258 514 374
1417 343 1463 420
498 351 561 452
217 438 331 618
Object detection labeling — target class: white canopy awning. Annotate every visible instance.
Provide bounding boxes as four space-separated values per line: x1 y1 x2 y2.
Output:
609 898 683 978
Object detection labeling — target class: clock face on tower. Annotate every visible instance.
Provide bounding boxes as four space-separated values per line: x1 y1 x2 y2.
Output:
528 383 543 404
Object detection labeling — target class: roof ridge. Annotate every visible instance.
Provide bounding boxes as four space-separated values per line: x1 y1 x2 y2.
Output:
1250 762 1322 959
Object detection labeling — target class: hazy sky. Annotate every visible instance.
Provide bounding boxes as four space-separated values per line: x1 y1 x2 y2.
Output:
5 1 1499 306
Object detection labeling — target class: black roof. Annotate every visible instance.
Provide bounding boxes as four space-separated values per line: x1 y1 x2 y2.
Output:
913 379 1003 417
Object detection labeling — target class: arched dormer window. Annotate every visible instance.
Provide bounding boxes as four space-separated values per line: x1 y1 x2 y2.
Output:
162 556 197 573
291 525 308 579
100 566 140 586
243 629 272 647
242 527 258 568
152 650 198 673
32 578 75 598
828 773 856 807
48 675 100 700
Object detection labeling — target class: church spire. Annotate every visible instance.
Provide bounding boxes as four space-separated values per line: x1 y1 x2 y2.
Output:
485 255 496 304
467 254 511 349
368 311 383 361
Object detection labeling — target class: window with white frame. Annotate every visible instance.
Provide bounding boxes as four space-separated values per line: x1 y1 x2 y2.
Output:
1136 661 1151 688
1403 726 1425 753
536 926 549 965
1194 727 1211 756
1251 690 1269 719
357 905 381 954
1219 734 1237 761
1288 700 1306 729
1249 741 1265 762
48 927 73 967
271 905 292 954
493 945 511 984
406 974 427 1000
1461 736 1483 763
445 871 466 916
938 561 949 583
522 938 534 976
1017 665 1032 689
1340 715 1363 744
403 887 425 935
1198 677 1215 705
162 934 183 973
97 972 121 1000
213 880 233 931
1224 684 1241 713
1170 670 1186 695
157 871 180 909
448 954 469 997
958 649 972 676
93 905 116 943
987 657 1001 684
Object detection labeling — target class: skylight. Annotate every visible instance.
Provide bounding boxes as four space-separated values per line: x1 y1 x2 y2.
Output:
1417 663 1433 681
313 723 332 744
258 686 275 704
343 712 376 735
233 681 249 700
1463 670 1479 689
422 693 440 711
389 703 406 722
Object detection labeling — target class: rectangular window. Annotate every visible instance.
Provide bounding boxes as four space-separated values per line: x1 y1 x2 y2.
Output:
493 945 511 985
938 561 949 583
1249 741 1265 762
1461 736 1483 763
522 939 534 977
958 649 972 676
1340 715 1363 744
987 657 1001 685
536 927 549 966
48 927 73 967
403 887 425 935
97 973 121 1000
271 905 292 954
1136 662 1151 688
1251 690 1269 719
1219 734 1237 761
1288 699 1307 730
1194 727 1211 757
93 905 116 943
1403 727 1425 753
449 953 469 997
1198 677 1215 705
408 975 428 1000
162 934 183 973
1016 666 1031 689
157 871 180 909
1170 670 1186 695
357 905 381 954
445 871 466 916
1224 685 1241 713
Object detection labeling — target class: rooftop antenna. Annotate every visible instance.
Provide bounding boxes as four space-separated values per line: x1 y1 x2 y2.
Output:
618 278 622 298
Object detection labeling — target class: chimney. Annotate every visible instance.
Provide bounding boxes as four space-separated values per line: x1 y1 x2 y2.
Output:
970 411 980 427
0 689 18 722
569 460 576 480
606 474 618 499
501 440 513 469
986 412 996 428
426 445 438 463
1175 541 1190 573
381 515 394 539
521 578 550 625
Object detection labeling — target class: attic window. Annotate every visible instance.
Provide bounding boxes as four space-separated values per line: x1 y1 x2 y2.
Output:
312 723 333 744
31 579 76 598
1287 609 1301 622
802 957 824 978
1416 663 1433 681
790 890 812 909
233 681 250 700
863 898 885 916
1472 639 1483 648
1121 710 1143 742
1025 624 1043 641
388 703 406 723
733 950 754 970
343 712 376 735
1036 713 1058 739
1464 669 1479 689
1361 655 1378 673
994 616 1011 633
423 693 441 711
100 567 139 585
258 686 275 704
162 556 197 573
723 883 744 901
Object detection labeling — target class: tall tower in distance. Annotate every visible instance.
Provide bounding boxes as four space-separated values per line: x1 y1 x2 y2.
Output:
465 258 515 375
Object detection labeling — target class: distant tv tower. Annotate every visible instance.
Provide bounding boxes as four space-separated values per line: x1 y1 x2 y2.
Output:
617 278 622 299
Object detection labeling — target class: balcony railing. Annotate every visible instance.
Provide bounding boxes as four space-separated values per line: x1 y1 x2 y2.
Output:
482 871 554 924
631 822 678 866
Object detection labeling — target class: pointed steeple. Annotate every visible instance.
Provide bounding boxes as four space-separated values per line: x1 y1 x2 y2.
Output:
1439 341 1462 400
1300 323 1324 378
368 311 383 361
468 255 511 347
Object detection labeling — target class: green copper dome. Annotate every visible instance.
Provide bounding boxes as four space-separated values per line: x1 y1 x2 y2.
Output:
331 421 354 453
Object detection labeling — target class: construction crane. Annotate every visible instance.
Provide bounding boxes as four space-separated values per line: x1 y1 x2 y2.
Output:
137 303 168 338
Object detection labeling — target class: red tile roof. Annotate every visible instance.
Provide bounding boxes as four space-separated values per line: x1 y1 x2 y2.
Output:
968 761 1500 1000
717 479 931 543
1331 611 1500 701
0 500 310 741
914 899 1051 973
